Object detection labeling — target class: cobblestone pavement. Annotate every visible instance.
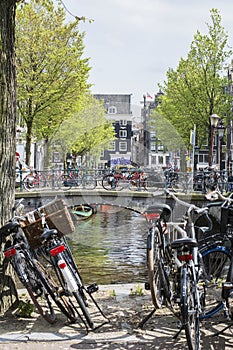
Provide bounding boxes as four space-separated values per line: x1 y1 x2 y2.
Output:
0 284 233 349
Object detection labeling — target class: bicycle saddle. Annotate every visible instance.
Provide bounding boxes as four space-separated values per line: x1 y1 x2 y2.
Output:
0 221 19 237
40 228 58 241
171 237 198 249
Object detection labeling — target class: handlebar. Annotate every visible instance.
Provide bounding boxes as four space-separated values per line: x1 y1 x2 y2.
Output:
164 189 208 215
205 190 233 204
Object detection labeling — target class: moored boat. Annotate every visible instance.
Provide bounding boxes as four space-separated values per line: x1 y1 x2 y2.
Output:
69 204 97 221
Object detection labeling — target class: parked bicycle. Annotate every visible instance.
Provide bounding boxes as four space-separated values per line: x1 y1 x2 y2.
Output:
102 167 147 191
193 168 228 194
20 198 107 330
197 189 233 326
23 169 48 191
2 199 77 324
141 189 212 350
56 168 97 191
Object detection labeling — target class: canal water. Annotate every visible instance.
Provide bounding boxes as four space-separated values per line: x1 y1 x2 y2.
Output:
67 205 148 285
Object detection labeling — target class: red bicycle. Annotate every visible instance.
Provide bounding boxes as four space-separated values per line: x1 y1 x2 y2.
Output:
101 168 147 191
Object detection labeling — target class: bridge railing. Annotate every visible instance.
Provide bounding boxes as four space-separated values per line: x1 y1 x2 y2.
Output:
15 168 233 194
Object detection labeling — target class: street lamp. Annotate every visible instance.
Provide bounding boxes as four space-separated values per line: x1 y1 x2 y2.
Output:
217 119 226 170
209 114 221 167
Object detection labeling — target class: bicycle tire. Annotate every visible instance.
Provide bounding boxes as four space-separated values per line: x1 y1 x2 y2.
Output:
102 175 115 190
102 175 125 190
55 174 72 190
115 178 128 191
199 244 231 319
23 175 37 191
72 290 94 329
82 175 97 190
147 227 170 308
171 179 185 193
32 258 78 323
11 251 57 323
180 265 200 350
58 248 94 328
129 179 147 191
49 252 94 328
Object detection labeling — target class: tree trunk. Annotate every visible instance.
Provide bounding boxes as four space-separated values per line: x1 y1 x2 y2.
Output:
0 0 19 314
25 120 33 166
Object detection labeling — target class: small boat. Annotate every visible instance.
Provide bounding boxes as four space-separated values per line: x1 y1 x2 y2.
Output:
69 204 97 221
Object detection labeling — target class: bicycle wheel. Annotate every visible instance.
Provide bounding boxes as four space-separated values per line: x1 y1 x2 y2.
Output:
23 175 37 191
55 174 72 190
32 258 78 323
171 179 185 193
82 175 96 190
72 290 94 329
199 244 231 319
147 227 169 308
10 251 57 323
59 247 94 328
49 252 94 329
102 175 114 190
180 265 200 350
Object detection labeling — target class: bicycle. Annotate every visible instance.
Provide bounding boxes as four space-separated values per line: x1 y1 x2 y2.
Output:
102 168 147 191
23 169 48 191
141 190 210 349
1 199 78 324
196 189 233 327
21 199 107 330
56 168 96 191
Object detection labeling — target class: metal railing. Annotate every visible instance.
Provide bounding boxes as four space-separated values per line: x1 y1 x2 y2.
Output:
15 167 233 193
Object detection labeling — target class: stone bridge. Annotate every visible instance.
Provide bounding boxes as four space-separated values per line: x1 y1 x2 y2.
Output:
15 188 206 217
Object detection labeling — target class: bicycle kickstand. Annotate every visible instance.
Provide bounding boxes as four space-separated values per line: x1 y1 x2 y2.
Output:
173 326 184 340
213 322 233 337
137 307 157 328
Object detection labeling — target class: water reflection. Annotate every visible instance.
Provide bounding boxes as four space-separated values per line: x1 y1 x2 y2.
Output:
68 205 148 285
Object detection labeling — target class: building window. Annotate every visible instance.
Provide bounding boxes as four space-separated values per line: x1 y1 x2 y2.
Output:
157 144 164 151
150 143 156 151
119 119 127 126
198 154 208 163
119 141 127 151
108 106 117 114
158 156 164 164
108 141 116 151
119 130 127 138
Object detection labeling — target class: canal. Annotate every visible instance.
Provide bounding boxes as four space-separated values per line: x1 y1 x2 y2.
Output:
67 205 148 285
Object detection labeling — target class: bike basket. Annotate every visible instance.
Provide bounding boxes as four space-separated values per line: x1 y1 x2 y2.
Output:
20 199 75 249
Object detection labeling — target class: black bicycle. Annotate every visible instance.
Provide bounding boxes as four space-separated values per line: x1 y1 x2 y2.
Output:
1 199 77 324
23 204 108 331
142 190 214 350
197 190 233 327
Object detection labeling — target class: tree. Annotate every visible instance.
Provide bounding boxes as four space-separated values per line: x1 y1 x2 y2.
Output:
50 95 116 165
16 0 91 166
0 0 19 314
155 8 233 165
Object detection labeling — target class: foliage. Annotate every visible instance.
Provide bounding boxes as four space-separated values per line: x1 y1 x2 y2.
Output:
16 0 91 164
155 8 233 151
17 298 34 317
109 289 116 298
129 284 144 297
50 95 116 162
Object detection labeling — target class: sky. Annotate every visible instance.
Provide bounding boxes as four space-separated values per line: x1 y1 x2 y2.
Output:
61 0 233 110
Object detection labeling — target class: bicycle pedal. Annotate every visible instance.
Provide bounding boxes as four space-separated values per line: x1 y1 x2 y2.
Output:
87 283 98 294
144 282 150 290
